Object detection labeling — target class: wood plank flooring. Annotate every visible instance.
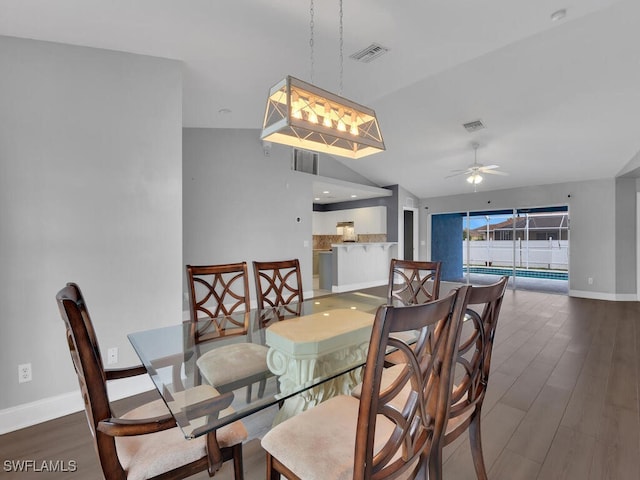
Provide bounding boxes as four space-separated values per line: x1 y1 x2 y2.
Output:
1 289 638 479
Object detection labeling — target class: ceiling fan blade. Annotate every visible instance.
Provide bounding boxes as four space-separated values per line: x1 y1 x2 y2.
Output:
445 171 469 179
483 169 509 176
478 164 500 171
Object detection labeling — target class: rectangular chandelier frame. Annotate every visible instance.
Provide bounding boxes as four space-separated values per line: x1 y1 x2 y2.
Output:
260 76 385 159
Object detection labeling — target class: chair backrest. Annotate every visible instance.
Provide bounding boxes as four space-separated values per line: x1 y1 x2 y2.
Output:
354 285 470 480
186 263 251 342
56 283 125 479
387 259 442 305
446 276 508 443
252 259 303 310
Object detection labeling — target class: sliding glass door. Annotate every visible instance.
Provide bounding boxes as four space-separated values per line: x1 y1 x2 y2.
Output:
433 206 569 293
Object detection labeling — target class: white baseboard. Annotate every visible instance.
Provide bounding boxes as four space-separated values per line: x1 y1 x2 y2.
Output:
569 290 638 301
0 375 154 435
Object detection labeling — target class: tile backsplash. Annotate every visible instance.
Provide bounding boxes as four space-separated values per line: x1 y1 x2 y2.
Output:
313 234 387 250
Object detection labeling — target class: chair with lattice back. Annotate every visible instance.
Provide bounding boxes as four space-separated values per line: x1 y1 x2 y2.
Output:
186 262 271 403
56 282 246 480
388 258 442 306
261 286 470 480
433 275 509 480
252 259 303 315
384 259 442 366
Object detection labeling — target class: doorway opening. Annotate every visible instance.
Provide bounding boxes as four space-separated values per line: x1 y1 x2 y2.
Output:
402 207 418 261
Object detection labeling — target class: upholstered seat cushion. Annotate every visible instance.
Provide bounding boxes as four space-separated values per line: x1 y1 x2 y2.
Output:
261 395 418 480
351 362 406 399
116 385 247 480
196 342 269 387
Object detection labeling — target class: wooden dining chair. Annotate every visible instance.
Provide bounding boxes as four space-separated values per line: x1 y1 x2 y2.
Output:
56 283 247 480
186 263 271 403
252 259 303 314
388 258 442 305
433 275 509 479
261 286 470 480
384 259 442 366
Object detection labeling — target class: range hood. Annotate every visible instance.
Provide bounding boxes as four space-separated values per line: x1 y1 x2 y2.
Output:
337 221 356 242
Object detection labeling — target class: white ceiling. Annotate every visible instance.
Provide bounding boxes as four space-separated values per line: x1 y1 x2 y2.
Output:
3 0 640 199
312 178 392 205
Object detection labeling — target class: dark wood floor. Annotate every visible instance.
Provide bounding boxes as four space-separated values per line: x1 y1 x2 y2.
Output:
1 288 639 479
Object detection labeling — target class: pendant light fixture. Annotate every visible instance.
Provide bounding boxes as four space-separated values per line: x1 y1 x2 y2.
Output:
260 0 385 159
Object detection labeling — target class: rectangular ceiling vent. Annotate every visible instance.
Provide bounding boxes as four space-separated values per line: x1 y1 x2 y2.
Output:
349 43 389 63
463 119 486 132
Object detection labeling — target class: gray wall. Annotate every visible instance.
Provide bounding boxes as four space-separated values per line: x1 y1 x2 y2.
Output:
420 178 633 297
315 152 379 187
182 128 314 303
615 177 637 294
0 36 183 410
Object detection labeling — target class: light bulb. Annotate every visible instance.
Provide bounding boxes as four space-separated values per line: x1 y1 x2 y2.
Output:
349 112 359 135
307 100 318 124
467 174 483 184
323 103 333 127
337 119 347 132
291 91 302 119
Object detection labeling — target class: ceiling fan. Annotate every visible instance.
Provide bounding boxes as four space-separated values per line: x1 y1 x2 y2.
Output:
446 143 508 190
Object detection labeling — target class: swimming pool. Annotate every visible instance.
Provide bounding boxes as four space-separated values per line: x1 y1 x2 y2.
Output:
465 266 568 281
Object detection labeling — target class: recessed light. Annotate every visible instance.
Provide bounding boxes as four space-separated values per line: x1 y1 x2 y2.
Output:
323 190 330 194
218 108 232 114
351 194 358 198
550 9 567 21
314 197 320 201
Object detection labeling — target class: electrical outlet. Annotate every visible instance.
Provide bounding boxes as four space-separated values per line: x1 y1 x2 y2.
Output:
588 277 593 285
107 347 118 365
18 363 32 383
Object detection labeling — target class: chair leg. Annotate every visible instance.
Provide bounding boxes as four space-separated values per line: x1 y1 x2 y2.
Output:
469 412 488 480
266 453 281 480
427 441 443 480
245 384 253 404
258 378 266 398
232 443 244 480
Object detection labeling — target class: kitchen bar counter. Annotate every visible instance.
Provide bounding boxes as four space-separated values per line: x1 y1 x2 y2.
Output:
330 242 397 292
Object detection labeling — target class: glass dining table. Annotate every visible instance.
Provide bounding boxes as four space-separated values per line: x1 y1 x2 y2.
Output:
128 290 387 439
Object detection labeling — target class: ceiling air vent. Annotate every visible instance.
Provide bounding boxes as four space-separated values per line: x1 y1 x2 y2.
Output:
349 43 389 63
462 119 486 132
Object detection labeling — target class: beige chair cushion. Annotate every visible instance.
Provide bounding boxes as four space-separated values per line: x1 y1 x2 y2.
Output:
116 385 247 480
351 362 406 399
196 342 269 386
261 395 418 480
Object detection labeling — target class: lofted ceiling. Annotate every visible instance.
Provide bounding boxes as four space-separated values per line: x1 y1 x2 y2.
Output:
2 0 640 199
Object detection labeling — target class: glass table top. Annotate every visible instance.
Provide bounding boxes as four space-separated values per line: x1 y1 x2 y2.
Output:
128 291 386 438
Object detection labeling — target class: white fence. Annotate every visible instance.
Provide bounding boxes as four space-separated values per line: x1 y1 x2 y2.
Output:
463 239 568 270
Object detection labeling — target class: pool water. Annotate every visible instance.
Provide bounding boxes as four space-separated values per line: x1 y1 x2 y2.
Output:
465 266 568 281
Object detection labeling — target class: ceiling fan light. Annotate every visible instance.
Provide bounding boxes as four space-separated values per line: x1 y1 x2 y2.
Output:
467 173 483 184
